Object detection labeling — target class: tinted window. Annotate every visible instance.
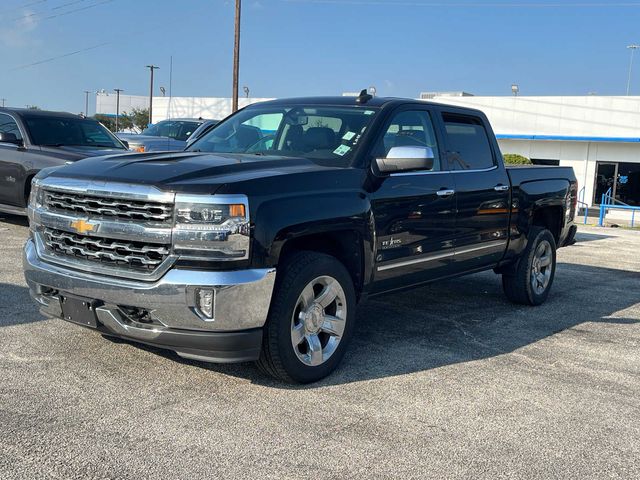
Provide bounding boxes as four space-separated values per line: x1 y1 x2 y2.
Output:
142 121 201 141
24 116 123 149
187 105 378 165
375 110 440 171
0 113 23 141
443 114 495 170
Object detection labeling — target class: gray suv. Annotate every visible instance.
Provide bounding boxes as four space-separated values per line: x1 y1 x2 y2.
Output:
117 119 207 153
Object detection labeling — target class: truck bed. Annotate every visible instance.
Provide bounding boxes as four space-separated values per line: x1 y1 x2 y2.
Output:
506 165 576 186
506 165 577 186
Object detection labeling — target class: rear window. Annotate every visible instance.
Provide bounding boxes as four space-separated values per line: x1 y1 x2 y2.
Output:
443 114 495 170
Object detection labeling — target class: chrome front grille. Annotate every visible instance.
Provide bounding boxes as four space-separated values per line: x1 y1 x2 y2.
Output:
43 228 170 271
44 190 173 222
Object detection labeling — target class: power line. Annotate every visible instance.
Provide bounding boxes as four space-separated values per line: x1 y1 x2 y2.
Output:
10 42 110 71
9 0 112 24
282 0 640 7
0 1 48 15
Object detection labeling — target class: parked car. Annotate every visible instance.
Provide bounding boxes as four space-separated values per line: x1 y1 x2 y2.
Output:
184 119 220 148
118 118 206 152
0 108 127 216
24 94 578 383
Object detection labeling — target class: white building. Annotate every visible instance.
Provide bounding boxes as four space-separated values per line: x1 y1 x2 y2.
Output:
429 95 640 208
95 92 273 125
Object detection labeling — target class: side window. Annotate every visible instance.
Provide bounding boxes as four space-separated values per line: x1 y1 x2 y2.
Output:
0 114 23 141
377 110 441 171
442 113 495 170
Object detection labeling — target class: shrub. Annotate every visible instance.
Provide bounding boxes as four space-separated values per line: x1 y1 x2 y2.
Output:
503 154 532 165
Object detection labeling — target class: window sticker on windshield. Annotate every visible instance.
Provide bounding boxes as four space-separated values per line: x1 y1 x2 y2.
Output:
333 144 351 156
342 131 356 141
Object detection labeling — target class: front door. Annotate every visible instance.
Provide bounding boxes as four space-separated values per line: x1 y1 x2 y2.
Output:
369 108 457 293
0 113 26 207
594 162 617 205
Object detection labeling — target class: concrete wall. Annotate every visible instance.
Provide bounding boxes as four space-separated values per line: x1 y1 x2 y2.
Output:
429 95 640 138
150 97 274 124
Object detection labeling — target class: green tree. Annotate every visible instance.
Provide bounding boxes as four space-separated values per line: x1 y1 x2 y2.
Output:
503 153 532 165
94 114 116 132
129 107 150 132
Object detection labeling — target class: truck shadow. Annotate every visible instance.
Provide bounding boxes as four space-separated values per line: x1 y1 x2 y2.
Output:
0 282 45 327
179 261 639 388
573 231 613 243
0 213 29 227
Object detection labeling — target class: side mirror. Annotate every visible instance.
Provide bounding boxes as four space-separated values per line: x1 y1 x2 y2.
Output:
375 146 435 174
121 140 129 149
0 132 22 146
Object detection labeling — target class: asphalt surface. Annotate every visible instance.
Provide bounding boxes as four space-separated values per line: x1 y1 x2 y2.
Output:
0 216 638 479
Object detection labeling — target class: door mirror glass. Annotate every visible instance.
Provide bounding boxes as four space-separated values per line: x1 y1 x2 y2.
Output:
0 132 22 146
376 146 435 174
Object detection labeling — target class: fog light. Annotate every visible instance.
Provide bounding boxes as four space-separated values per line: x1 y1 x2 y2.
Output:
195 288 215 320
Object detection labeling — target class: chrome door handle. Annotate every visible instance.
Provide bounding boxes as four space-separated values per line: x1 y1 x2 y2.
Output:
494 185 510 192
436 189 455 197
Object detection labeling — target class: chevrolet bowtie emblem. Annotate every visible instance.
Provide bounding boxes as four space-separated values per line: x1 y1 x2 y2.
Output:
70 219 98 235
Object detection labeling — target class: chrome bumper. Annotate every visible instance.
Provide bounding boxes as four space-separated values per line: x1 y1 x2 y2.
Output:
23 238 276 334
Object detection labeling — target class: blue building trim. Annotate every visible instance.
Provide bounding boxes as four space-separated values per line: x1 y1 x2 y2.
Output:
496 134 640 143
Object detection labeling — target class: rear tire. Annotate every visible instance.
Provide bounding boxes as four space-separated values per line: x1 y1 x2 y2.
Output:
502 227 557 306
257 251 356 383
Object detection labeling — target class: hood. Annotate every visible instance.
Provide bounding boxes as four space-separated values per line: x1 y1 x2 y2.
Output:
38 145 128 162
47 151 349 193
118 134 167 144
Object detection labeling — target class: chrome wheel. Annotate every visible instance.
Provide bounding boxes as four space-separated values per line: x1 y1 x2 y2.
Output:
531 240 553 295
290 275 347 367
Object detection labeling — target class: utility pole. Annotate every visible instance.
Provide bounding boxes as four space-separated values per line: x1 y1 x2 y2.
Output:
145 65 159 125
114 88 123 132
84 90 91 116
1 98 5 108
232 0 242 112
627 45 640 96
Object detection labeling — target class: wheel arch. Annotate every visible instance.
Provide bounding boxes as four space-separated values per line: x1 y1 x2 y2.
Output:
275 229 369 299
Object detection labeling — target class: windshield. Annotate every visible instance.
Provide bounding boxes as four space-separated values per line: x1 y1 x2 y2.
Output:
185 105 379 164
25 116 125 149
142 120 201 141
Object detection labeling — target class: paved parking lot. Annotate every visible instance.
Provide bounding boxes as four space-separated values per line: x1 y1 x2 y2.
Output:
0 216 638 479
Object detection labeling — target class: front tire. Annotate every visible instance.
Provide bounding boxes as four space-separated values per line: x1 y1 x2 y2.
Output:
257 251 356 383
502 227 557 306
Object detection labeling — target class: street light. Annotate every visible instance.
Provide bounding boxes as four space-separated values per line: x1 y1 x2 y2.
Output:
511 84 519 96
114 88 123 132
145 65 160 126
626 44 640 96
232 0 242 112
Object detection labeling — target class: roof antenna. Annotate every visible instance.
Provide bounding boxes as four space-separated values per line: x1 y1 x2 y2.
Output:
356 88 373 104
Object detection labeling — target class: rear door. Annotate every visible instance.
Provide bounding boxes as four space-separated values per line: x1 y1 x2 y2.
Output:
0 113 26 207
439 111 511 271
370 106 457 292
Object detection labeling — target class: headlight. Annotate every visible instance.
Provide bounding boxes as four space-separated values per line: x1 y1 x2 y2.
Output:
29 167 59 210
29 178 44 210
173 194 250 261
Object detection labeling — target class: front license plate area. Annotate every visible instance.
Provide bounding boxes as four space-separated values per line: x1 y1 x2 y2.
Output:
60 295 99 328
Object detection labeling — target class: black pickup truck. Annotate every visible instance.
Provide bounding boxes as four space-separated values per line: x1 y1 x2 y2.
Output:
24 94 577 383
